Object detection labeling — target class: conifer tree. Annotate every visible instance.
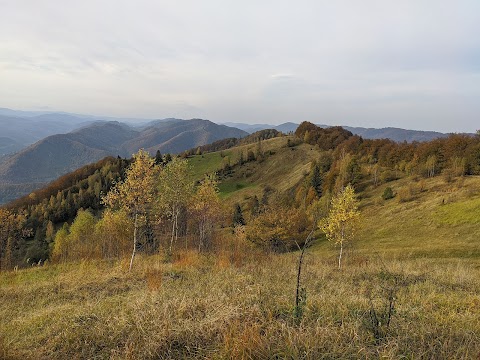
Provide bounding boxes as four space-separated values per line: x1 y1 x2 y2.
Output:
155 150 162 165
310 164 322 197
232 203 245 226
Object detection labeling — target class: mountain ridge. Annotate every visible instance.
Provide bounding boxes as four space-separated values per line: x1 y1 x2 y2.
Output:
222 121 453 142
0 119 248 203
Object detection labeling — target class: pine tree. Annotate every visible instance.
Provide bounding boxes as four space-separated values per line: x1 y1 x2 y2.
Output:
232 203 245 226
310 164 322 197
155 150 162 165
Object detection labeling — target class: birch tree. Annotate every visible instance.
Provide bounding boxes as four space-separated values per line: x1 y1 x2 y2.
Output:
157 157 193 254
189 174 222 251
320 184 359 269
102 149 158 271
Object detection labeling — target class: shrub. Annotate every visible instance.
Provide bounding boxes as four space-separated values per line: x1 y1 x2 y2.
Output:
382 187 395 200
246 206 310 251
397 185 414 203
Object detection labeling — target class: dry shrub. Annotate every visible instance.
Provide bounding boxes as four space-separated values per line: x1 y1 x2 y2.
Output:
397 185 414 203
223 320 269 359
145 268 163 291
173 249 202 269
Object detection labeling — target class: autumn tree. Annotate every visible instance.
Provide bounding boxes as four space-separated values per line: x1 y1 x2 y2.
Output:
68 209 97 259
320 184 360 269
189 174 222 251
102 149 158 271
246 205 310 252
51 223 70 263
0 209 25 271
157 157 193 253
94 209 133 259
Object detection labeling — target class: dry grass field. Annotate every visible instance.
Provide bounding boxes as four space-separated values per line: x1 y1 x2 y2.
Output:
1 243 479 359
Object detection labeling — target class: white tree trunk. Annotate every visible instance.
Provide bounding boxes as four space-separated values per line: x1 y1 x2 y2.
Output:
129 212 138 272
338 241 343 269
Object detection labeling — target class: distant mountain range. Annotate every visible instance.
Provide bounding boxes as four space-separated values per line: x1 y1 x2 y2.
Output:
0 113 91 155
221 122 451 142
0 107 466 204
0 117 247 203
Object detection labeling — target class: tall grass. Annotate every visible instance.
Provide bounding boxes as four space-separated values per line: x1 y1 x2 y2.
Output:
1 251 479 359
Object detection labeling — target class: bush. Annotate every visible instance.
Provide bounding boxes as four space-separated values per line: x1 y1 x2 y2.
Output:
246 206 310 252
382 187 395 200
397 185 414 203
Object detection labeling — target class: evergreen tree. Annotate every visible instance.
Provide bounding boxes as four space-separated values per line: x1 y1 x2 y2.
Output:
155 150 162 165
232 203 245 226
163 153 172 164
250 195 260 217
310 164 322 197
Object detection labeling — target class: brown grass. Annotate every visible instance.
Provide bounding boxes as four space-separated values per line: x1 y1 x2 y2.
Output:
1 252 479 359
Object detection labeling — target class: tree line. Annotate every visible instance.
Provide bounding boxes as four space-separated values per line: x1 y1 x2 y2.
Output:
50 150 224 270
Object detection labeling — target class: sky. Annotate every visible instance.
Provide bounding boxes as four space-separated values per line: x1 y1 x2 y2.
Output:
0 0 479 133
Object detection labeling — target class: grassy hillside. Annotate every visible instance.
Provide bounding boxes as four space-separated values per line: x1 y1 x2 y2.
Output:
1 248 479 358
188 137 318 201
2 132 480 358
189 137 480 260
355 176 480 259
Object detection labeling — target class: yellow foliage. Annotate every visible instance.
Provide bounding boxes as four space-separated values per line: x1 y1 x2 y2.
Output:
246 206 310 251
319 184 359 268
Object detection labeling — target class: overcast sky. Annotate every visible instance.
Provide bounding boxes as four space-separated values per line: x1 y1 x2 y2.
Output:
0 1 479 132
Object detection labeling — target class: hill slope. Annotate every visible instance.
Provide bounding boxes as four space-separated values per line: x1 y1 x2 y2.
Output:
0 119 247 203
0 122 137 184
0 113 92 154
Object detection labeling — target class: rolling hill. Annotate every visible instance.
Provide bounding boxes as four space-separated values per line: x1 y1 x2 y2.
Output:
0 119 247 203
0 113 92 155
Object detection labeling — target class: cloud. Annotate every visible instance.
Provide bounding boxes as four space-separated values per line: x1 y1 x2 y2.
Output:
0 0 479 132
270 74 294 80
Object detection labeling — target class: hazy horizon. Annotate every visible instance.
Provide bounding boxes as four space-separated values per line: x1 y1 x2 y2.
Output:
1 1 479 133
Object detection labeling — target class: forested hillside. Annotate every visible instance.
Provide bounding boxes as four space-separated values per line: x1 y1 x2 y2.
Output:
0 119 248 204
1 122 479 270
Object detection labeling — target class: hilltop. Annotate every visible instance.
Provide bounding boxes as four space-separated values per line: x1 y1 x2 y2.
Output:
222 121 453 142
